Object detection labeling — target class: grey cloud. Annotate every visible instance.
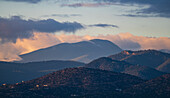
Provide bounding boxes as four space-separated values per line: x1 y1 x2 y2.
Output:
0 16 84 43
138 1 170 18
94 0 170 18
90 24 118 28
61 3 117 8
3 0 42 3
61 0 170 18
120 14 161 18
42 14 82 18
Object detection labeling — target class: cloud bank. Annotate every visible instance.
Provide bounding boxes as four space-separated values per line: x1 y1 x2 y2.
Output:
3 0 42 3
0 32 169 61
0 16 84 43
61 0 170 18
42 14 82 18
98 0 170 18
61 3 119 7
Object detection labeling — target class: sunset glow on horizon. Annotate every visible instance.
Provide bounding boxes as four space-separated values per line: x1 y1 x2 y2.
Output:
0 0 170 61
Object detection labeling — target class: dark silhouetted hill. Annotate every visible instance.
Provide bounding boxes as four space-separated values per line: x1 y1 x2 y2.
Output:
0 67 144 97
123 74 170 98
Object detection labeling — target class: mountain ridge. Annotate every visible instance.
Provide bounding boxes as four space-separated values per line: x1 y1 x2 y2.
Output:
0 60 84 84
85 57 165 80
18 39 122 63
109 49 170 73
0 67 144 97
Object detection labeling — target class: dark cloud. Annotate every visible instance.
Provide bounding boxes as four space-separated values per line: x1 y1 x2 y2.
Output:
3 0 42 3
4 0 169 18
120 14 161 18
90 24 118 28
94 0 170 18
42 14 82 18
138 0 170 18
61 3 117 8
0 16 84 43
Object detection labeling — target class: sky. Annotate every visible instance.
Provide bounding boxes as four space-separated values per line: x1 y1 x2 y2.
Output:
0 0 170 61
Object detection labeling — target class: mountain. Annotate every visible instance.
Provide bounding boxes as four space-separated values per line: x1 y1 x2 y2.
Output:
18 39 122 63
85 57 165 80
0 67 144 97
0 60 84 84
109 50 170 73
1 68 169 98
123 74 170 98
156 58 170 73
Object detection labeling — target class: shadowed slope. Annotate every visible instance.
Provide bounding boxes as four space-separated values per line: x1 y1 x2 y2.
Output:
19 39 122 63
109 50 170 73
123 74 170 98
86 57 165 79
0 60 84 84
0 67 144 97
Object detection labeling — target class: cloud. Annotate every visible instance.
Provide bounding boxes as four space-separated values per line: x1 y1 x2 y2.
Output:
90 24 118 28
94 0 170 18
113 39 141 50
0 16 84 43
0 32 169 61
137 0 170 18
120 14 161 18
0 42 23 61
61 0 170 18
42 14 82 18
100 33 170 50
3 0 42 3
54 32 170 50
61 3 118 8
0 32 61 61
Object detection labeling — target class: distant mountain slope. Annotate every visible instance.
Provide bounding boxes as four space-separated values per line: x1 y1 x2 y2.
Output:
18 39 122 63
109 50 170 73
0 60 84 84
156 58 170 73
0 67 144 97
123 74 170 98
85 57 165 80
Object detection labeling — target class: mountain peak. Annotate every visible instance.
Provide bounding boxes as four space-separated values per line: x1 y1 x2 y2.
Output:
18 39 122 63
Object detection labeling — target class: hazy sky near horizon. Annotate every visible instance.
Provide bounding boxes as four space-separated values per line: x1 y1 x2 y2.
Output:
0 0 170 61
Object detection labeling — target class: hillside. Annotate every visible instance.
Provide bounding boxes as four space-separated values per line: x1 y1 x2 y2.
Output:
0 67 144 97
109 50 170 73
156 58 170 73
18 39 122 63
86 57 165 80
0 60 84 84
123 74 170 98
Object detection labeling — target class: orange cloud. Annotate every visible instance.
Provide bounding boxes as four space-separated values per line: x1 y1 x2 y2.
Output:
0 42 22 61
0 32 169 61
15 33 61 54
